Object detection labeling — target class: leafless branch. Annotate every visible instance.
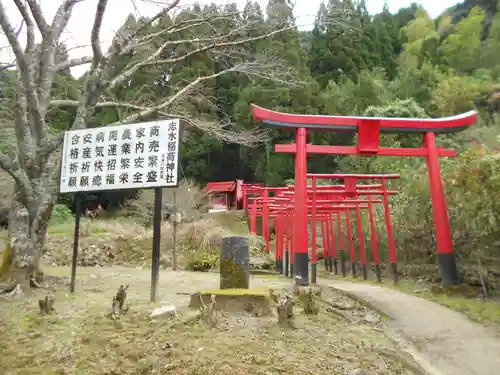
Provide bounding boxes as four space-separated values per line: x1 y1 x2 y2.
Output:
0 0 304 200
15 15 25 38
0 2 29 75
13 0 38 53
0 152 34 202
108 23 295 90
50 99 134 109
50 96 269 146
54 56 93 71
13 0 40 144
50 57 296 147
26 0 49 35
90 0 107 65
37 0 81 119
176 112 270 147
55 0 109 133
0 1 36 169
52 14 224 73
137 0 181 31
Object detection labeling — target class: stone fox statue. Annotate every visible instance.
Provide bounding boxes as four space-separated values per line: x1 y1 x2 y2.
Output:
85 204 105 219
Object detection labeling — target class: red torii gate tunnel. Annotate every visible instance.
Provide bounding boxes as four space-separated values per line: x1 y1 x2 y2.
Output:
252 105 477 286
266 183 395 283
307 173 400 282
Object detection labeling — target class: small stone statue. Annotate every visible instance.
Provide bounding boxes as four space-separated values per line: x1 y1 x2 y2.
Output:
276 293 295 327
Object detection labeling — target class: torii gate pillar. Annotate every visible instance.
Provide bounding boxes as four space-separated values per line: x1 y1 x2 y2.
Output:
293 127 309 283
425 132 457 281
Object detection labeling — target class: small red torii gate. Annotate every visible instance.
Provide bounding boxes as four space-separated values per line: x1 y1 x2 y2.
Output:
308 173 399 282
275 183 395 283
241 183 265 211
252 105 477 285
269 196 387 282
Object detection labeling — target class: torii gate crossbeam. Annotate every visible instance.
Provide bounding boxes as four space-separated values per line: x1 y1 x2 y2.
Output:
252 104 477 285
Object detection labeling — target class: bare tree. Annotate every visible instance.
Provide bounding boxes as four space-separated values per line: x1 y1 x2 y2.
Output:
0 0 300 291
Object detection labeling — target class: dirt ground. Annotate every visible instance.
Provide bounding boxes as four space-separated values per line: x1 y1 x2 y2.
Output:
0 265 420 375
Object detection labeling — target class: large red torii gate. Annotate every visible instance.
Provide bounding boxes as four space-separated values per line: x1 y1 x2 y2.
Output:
252 105 477 285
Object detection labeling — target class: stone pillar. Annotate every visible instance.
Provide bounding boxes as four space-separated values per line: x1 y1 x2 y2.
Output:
220 236 250 289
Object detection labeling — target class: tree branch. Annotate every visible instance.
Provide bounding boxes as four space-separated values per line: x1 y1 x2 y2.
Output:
90 0 107 64
135 0 181 31
118 70 229 124
0 2 29 75
138 13 231 44
148 24 295 67
13 0 40 144
54 56 94 71
26 0 49 35
1 0 44 166
43 0 112 156
40 1 302 173
108 20 294 90
12 0 35 55
0 152 21 182
49 99 148 110
48 98 269 147
0 151 35 204
37 0 81 120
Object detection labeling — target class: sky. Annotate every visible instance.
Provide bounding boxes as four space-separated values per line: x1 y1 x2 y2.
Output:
0 0 460 77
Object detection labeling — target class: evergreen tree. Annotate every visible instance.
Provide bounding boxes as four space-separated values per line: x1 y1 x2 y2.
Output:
371 2 401 79
440 7 486 74
232 0 317 185
309 0 374 87
480 0 500 75
399 8 439 67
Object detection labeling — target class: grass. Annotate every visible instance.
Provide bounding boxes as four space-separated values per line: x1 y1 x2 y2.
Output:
0 267 423 375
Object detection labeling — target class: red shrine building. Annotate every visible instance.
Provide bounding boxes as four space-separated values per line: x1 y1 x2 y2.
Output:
203 180 244 212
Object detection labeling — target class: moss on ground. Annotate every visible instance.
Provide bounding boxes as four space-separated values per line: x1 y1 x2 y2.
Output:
197 288 270 296
189 288 274 316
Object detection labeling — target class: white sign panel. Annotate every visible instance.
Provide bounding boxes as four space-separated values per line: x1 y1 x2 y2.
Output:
60 119 180 193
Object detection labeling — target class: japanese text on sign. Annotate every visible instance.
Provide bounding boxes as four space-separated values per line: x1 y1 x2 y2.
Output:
60 120 180 193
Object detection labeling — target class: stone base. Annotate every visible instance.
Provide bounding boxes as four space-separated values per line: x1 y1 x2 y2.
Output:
189 288 274 316
438 252 460 285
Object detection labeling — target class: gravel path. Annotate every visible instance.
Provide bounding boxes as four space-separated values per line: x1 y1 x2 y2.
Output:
329 280 500 375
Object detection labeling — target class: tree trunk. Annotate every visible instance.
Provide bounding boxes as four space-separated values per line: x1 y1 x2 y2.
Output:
0 186 54 292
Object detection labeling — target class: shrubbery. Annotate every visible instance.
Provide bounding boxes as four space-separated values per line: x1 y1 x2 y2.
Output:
49 204 74 225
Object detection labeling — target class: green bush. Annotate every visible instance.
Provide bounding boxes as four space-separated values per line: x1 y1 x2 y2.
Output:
185 251 220 272
49 204 74 225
